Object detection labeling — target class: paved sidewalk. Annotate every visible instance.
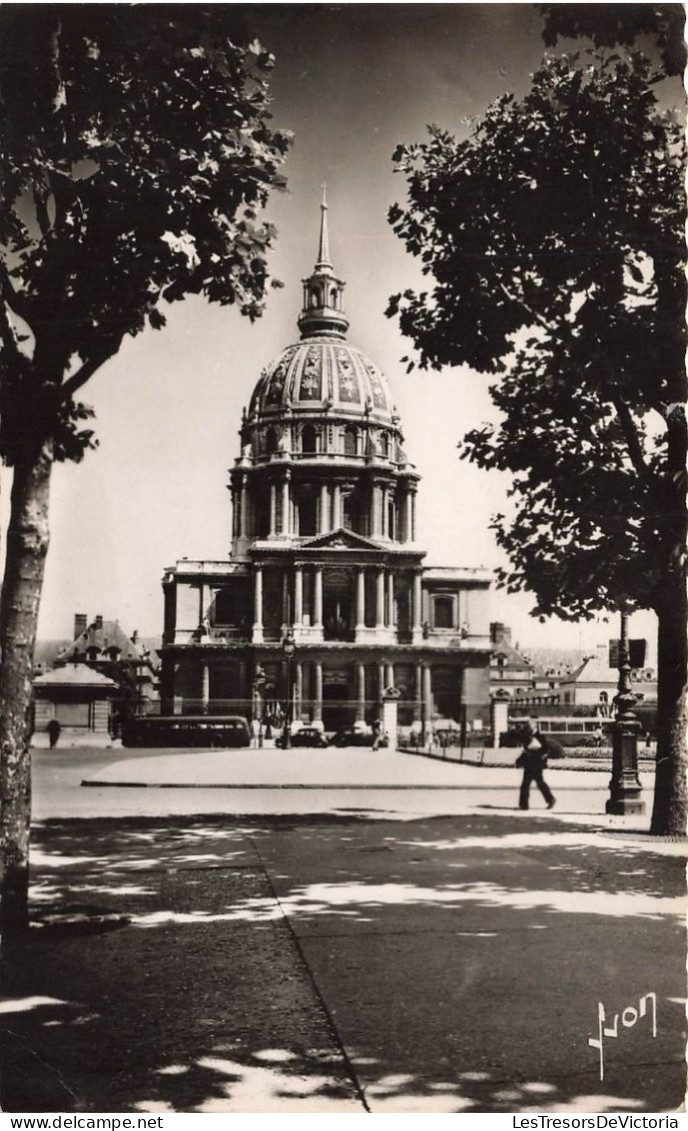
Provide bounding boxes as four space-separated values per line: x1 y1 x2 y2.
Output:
73 746 656 830
2 809 685 1114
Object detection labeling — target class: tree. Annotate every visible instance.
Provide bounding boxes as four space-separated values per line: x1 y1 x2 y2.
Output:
388 40 686 834
0 5 291 934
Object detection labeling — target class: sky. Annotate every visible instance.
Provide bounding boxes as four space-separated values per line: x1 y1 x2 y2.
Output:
3 2 662 658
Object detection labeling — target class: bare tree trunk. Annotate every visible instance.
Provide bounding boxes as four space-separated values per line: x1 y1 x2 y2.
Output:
650 578 688 836
0 443 52 937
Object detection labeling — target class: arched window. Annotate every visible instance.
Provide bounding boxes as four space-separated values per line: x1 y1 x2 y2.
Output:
302 424 317 455
599 691 609 704
310 288 319 307
379 432 389 458
265 428 277 455
330 287 338 307
344 425 358 457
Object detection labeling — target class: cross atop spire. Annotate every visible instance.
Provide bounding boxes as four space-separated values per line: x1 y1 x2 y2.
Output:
316 182 332 271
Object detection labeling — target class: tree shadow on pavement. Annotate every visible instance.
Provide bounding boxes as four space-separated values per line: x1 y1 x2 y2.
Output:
2 813 685 1113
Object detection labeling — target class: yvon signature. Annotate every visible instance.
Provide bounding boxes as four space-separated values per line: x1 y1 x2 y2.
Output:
588 992 657 1081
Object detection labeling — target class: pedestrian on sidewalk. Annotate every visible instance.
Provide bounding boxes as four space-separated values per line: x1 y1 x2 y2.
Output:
47 718 61 749
515 721 555 810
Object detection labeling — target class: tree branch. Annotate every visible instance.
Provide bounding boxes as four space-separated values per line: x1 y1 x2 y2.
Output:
0 301 23 363
0 261 33 328
611 395 656 485
33 186 52 239
60 348 117 400
497 280 563 341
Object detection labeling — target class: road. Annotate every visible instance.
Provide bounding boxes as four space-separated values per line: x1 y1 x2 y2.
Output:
2 743 680 1115
31 743 657 830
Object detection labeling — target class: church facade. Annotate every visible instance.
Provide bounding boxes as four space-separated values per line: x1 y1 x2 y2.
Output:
158 198 492 734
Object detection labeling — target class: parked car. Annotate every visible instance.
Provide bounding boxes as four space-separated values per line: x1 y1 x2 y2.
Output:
276 726 329 749
331 727 388 748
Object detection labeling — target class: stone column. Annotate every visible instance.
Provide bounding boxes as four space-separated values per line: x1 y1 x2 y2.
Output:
295 661 303 721
313 567 323 627
380 485 388 538
356 569 366 630
281 569 289 629
371 483 381 538
282 474 290 536
313 661 323 723
412 571 423 641
423 665 433 730
411 491 417 542
333 483 342 529
356 662 366 722
378 662 385 701
197 584 205 625
385 662 395 690
200 663 210 715
387 572 395 627
252 565 264 643
230 486 238 540
405 490 413 543
238 660 247 715
294 564 303 625
414 662 423 723
269 483 277 537
319 483 329 534
240 475 248 537
376 569 385 627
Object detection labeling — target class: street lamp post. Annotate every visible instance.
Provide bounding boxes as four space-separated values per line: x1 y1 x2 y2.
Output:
281 628 295 750
606 609 645 815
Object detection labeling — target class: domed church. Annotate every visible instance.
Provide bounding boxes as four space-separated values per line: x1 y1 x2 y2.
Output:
158 194 492 735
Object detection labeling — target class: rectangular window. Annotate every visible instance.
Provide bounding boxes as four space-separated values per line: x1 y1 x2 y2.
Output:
434 596 454 629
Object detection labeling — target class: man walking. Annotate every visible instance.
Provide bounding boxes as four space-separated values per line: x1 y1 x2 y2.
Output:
516 720 555 810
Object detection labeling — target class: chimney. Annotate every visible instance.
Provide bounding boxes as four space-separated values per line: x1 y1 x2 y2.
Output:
94 614 103 630
74 613 87 639
490 622 512 645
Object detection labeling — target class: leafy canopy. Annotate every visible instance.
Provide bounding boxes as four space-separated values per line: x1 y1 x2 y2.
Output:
539 2 686 76
388 50 686 619
0 5 291 463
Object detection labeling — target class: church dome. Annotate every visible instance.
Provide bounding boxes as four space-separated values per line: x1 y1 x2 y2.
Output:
248 336 395 424
245 188 399 431
230 192 419 557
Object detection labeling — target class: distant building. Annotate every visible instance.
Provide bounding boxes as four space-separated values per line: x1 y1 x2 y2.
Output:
158 196 493 733
558 644 656 712
33 663 119 744
489 623 539 701
55 613 159 712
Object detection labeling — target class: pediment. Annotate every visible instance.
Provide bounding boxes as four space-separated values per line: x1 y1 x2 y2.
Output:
300 528 384 551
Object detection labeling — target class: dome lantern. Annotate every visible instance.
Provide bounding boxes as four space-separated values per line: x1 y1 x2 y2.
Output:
297 185 350 341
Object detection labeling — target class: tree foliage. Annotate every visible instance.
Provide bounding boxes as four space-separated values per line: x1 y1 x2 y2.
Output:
539 2 686 76
388 50 686 621
0 4 291 465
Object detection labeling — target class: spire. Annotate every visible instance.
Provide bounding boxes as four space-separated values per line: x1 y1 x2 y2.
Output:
297 186 349 340
316 182 332 271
